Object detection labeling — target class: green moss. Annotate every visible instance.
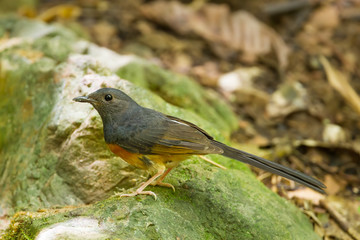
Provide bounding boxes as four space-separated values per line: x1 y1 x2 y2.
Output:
16 156 317 239
33 36 73 62
14 159 318 239
0 17 81 213
2 213 36 240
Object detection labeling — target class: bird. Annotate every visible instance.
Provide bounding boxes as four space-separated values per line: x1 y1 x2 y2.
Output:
73 88 326 198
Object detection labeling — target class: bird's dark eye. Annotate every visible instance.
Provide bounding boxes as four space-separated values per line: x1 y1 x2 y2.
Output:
104 94 113 101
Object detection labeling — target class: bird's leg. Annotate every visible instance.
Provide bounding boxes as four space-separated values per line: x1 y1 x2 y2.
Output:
119 168 165 200
150 167 175 191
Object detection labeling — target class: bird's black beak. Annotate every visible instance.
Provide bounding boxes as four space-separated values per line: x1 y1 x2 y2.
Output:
73 96 97 103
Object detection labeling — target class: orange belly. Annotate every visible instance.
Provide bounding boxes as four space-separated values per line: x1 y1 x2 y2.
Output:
107 144 188 170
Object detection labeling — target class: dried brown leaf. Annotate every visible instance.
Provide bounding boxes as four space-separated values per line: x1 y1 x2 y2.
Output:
287 188 325 205
320 56 360 115
191 62 220 87
141 1 290 69
140 1 194 35
324 174 346 195
309 5 340 29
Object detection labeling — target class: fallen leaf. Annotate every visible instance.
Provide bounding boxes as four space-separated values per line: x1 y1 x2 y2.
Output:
287 188 325 205
191 62 220 87
141 1 290 69
140 1 194 35
320 56 360 115
324 174 346 195
91 21 121 50
308 5 340 29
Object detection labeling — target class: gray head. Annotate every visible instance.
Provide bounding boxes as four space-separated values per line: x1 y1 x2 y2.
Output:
73 88 138 118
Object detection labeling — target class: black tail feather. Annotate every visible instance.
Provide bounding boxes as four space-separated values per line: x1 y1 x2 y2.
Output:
212 141 326 193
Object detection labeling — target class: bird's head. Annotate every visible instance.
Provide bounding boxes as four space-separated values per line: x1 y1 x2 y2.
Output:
73 88 137 117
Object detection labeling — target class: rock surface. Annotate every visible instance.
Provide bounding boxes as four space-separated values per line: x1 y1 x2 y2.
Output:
0 17 320 240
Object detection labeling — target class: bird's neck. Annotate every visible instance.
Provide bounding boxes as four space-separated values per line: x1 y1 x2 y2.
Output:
100 103 140 143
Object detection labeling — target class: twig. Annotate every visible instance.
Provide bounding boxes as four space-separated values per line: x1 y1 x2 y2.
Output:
320 200 360 240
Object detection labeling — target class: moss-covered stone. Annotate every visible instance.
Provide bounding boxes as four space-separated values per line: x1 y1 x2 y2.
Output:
0 17 83 213
0 16 320 240
3 161 319 240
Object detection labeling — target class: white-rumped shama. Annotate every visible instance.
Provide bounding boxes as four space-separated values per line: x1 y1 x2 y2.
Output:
73 88 326 198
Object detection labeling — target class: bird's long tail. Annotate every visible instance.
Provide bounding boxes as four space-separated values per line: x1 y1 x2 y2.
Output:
212 141 326 193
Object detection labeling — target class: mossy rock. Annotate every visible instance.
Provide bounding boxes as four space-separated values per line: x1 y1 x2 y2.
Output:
3 160 319 240
0 16 320 240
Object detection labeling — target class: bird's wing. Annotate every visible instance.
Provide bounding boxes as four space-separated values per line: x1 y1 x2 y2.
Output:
115 112 222 155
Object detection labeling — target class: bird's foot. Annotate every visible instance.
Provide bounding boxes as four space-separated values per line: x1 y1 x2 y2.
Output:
151 181 175 192
118 190 157 200
114 168 169 200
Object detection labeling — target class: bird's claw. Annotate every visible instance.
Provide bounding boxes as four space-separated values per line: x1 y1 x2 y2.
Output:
151 182 175 192
118 190 158 200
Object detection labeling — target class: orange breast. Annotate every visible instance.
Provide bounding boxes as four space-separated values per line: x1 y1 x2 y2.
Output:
107 143 189 170
107 143 148 169
108 144 136 161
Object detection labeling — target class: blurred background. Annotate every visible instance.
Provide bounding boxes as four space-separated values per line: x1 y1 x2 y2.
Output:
1 0 360 238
